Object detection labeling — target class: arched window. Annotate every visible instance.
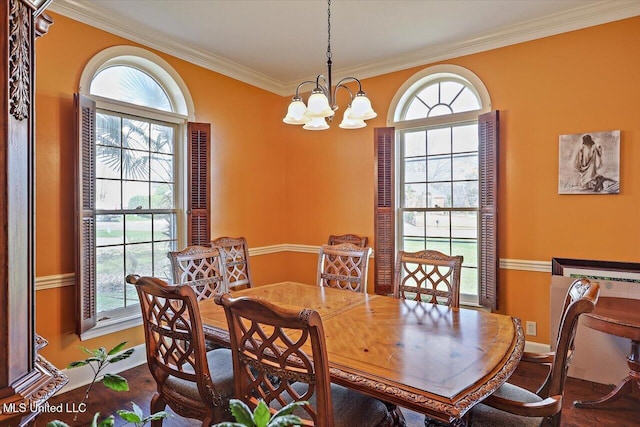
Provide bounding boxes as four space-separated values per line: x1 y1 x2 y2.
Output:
384 65 497 307
77 46 196 338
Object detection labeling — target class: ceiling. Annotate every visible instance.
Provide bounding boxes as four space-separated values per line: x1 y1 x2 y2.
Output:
49 0 640 96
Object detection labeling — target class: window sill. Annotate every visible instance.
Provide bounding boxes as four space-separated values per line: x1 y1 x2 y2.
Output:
80 311 142 341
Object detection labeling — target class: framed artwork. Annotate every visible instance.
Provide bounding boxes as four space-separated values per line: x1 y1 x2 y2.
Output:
551 257 640 284
558 130 620 194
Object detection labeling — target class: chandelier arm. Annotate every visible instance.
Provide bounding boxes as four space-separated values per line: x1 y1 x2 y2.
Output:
332 83 354 106
294 80 322 98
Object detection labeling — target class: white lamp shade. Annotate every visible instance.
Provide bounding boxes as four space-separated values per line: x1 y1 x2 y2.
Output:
349 94 377 120
283 100 309 125
339 107 366 129
305 92 334 118
303 117 329 130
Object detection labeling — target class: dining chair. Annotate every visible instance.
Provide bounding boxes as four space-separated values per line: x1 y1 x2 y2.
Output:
211 236 253 291
168 245 225 300
317 243 372 293
465 278 600 427
214 293 401 427
127 275 235 426
327 233 369 247
394 249 463 307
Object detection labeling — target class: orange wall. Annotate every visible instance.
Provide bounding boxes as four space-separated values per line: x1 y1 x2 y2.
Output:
282 17 640 343
35 13 288 366
35 13 640 366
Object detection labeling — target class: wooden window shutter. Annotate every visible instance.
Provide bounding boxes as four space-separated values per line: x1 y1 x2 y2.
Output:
478 111 499 310
187 122 211 245
75 94 97 334
374 127 395 295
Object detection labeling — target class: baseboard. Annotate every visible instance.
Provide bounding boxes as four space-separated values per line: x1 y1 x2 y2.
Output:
57 343 147 394
524 340 551 353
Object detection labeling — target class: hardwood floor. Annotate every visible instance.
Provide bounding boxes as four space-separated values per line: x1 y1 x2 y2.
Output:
35 362 639 427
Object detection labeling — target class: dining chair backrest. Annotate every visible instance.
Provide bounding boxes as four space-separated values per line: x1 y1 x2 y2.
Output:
327 233 369 248
211 236 253 291
168 245 225 300
127 274 231 424
394 249 463 307
316 243 372 293
215 293 333 426
544 278 600 402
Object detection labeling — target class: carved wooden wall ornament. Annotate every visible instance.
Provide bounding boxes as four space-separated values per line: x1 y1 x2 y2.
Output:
9 0 31 121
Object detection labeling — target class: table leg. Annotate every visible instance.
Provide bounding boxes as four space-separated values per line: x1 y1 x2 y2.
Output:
574 339 640 408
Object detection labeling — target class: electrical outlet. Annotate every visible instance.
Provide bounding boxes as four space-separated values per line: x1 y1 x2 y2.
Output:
526 321 537 336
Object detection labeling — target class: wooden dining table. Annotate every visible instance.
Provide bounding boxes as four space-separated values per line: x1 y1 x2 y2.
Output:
198 282 524 424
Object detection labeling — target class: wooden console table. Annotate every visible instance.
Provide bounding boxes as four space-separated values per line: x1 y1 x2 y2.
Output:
574 297 640 408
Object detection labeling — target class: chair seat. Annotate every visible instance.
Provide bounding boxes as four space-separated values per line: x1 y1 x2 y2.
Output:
163 348 235 406
290 382 392 427
467 382 544 427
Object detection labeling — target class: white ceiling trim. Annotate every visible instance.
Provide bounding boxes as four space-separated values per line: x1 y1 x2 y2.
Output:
49 0 640 97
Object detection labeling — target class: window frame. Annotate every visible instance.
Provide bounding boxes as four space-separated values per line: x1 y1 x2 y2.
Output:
385 64 495 308
76 47 195 339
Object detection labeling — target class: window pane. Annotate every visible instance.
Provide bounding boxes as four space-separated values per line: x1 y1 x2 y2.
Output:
154 240 175 282
460 267 478 296
427 127 451 155
403 236 426 252
96 179 121 210
425 237 450 254
91 66 172 112
151 124 174 154
123 181 150 209
97 245 125 313
126 242 153 277
96 146 121 179
151 183 174 209
123 118 150 151
452 181 479 208
405 98 429 120
153 214 176 241
453 124 478 153
404 158 426 183
427 182 450 208
417 84 438 107
404 183 427 208
450 87 480 113
125 214 152 243
454 241 478 268
440 81 465 105
427 155 451 182
452 153 478 181
403 211 425 238
122 148 149 181
150 153 173 182
97 214 124 246
429 105 453 117
96 113 121 147
426 212 450 238
404 131 426 157
452 211 477 239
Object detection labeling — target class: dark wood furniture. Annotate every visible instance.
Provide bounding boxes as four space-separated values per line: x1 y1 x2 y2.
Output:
394 250 463 307
328 233 369 247
0 2 67 426
210 236 253 290
574 296 640 409
214 293 400 427
168 245 225 299
316 243 372 293
467 279 600 427
127 275 235 426
199 282 524 424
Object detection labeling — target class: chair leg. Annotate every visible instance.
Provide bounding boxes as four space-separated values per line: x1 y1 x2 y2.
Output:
150 392 166 427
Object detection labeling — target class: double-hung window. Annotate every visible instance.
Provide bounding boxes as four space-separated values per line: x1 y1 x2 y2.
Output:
76 48 199 338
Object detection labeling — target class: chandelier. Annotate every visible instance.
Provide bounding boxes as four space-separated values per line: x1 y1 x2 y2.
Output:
282 0 377 130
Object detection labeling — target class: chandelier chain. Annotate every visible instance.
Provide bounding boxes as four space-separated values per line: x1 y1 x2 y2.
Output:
326 0 332 61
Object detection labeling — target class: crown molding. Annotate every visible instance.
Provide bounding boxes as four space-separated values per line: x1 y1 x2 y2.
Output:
49 0 640 97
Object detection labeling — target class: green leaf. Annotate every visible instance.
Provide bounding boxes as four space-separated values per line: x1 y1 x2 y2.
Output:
145 411 169 421
116 410 141 423
213 424 250 427
253 400 271 427
97 415 115 427
45 421 70 427
96 347 108 359
107 348 134 363
102 373 129 391
266 415 303 427
107 341 128 355
80 346 97 356
67 360 88 369
228 399 255 426
131 402 144 420
271 401 308 419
